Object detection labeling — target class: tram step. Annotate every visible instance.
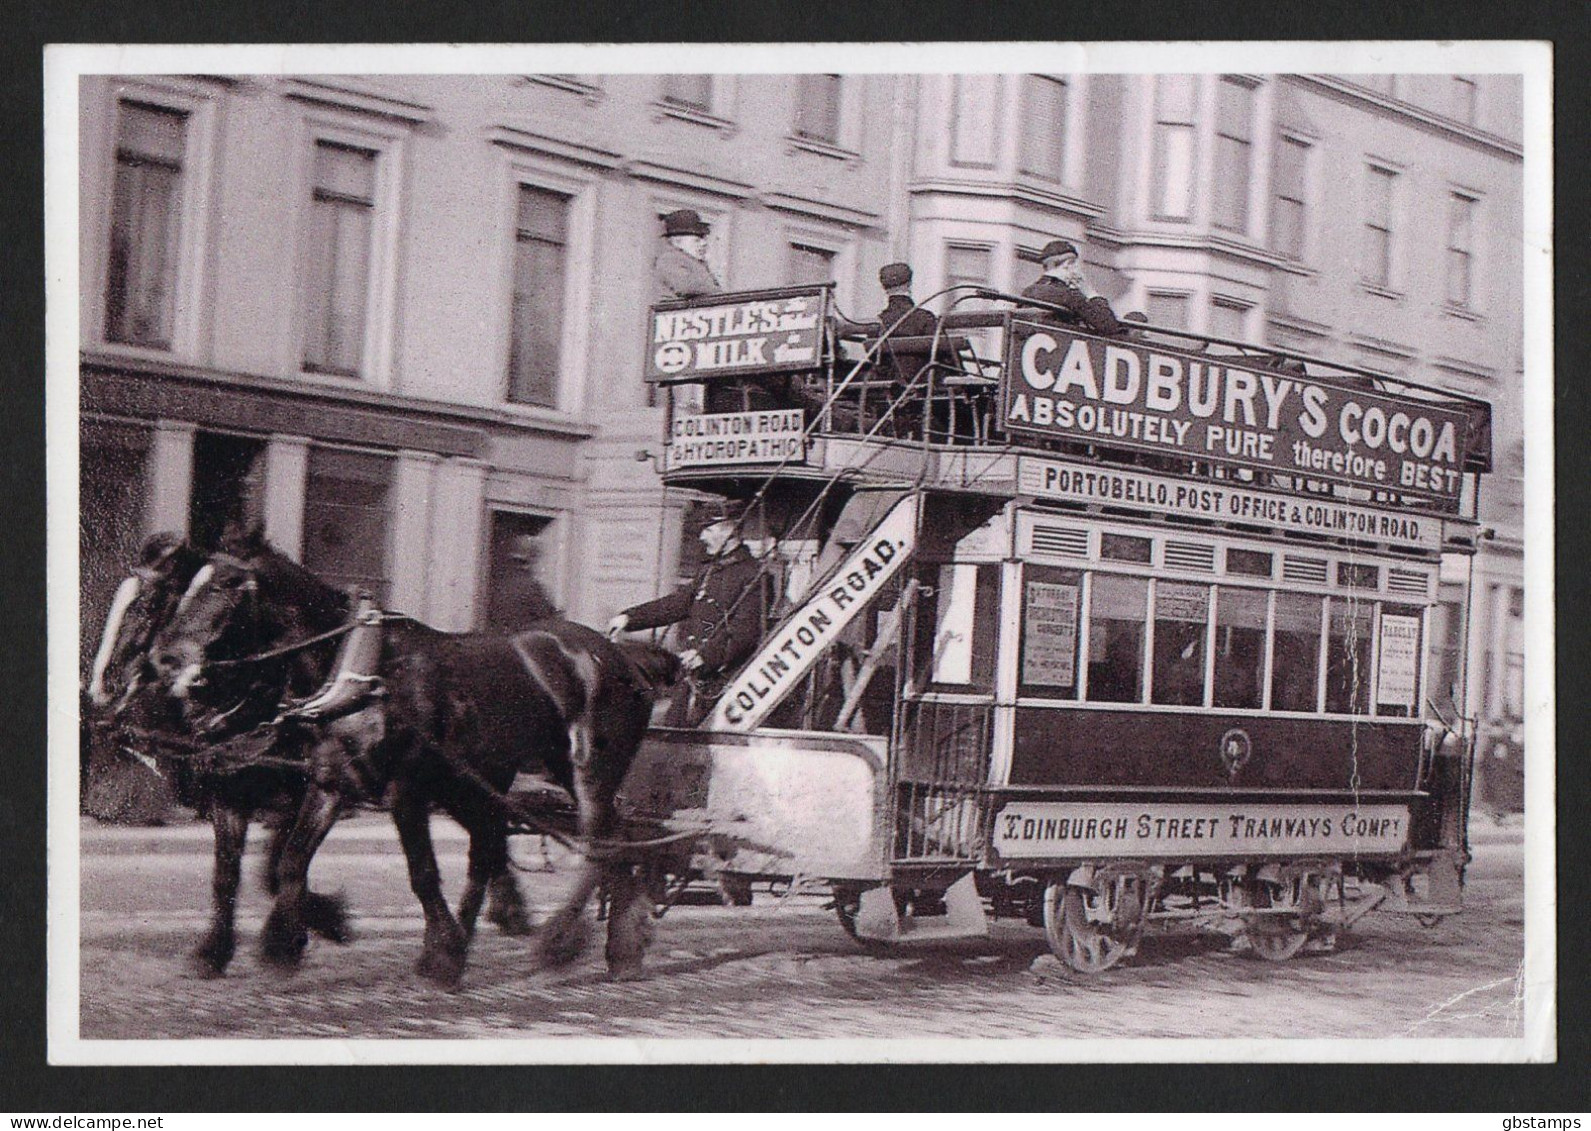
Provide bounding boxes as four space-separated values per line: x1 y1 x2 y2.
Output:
854 872 989 943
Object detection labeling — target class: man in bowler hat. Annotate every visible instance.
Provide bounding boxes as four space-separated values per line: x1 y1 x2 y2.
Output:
608 501 770 727
654 208 723 303
1021 239 1121 336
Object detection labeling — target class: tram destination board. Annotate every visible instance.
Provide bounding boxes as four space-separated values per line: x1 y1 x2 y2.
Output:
1001 321 1477 513
1017 455 1445 550
646 285 829 385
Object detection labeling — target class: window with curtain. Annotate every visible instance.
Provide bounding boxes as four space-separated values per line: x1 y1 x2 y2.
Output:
507 184 571 408
1152 75 1198 221
1019 75 1068 182
303 141 377 376
787 242 835 285
793 74 842 144
661 75 712 111
1145 291 1191 330
105 101 188 348
301 446 393 603
1212 77 1255 233
1446 192 1477 309
1361 165 1397 289
1271 135 1310 260
1209 298 1251 341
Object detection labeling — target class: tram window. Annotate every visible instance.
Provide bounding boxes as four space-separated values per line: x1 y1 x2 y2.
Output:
1326 597 1376 715
1212 587 1268 709
914 563 999 690
1151 581 1210 706
1270 592 1323 712
1086 574 1148 703
1019 566 1082 698
1101 533 1153 564
1226 547 1274 578
1338 561 1381 590
1374 603 1423 718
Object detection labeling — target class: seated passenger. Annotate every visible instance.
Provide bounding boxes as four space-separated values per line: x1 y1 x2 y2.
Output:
1021 239 1121 337
871 262 939 437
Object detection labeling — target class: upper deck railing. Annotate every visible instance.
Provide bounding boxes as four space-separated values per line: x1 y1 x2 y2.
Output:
647 285 1493 521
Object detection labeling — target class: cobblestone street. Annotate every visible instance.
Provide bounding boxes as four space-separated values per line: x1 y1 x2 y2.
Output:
75 815 1528 1044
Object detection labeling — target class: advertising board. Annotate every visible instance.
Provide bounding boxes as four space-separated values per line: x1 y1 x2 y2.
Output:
992 801 1411 858
645 285 828 384
1017 455 1444 551
665 408 808 470
1001 322 1474 512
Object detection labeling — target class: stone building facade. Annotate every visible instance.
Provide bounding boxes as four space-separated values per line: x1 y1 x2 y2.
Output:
77 71 1526 783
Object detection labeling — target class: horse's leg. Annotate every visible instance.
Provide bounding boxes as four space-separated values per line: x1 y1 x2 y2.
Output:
455 817 513 942
484 862 533 937
603 860 655 981
191 802 249 978
260 783 347 968
390 779 468 988
536 728 604 968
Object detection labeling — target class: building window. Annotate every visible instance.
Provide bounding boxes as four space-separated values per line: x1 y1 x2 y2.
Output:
105 101 189 348
1151 75 1198 221
303 141 378 376
1212 77 1255 233
661 75 712 112
1209 298 1251 341
1271 135 1310 260
793 74 842 144
507 184 571 408
1145 291 1191 330
302 446 393 603
787 242 836 285
1452 76 1478 125
1019 75 1068 182
1446 192 1478 309
1361 164 1397 289
950 75 1001 168
944 243 993 303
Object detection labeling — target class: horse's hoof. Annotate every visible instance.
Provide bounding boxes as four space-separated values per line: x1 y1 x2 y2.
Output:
260 932 308 969
487 903 534 938
188 947 231 980
537 911 592 967
416 947 465 989
606 964 647 982
304 891 353 945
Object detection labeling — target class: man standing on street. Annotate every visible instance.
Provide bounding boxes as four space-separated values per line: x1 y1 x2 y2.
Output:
608 502 769 727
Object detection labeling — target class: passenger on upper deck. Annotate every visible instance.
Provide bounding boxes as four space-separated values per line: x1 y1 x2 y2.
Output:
870 262 939 436
1021 239 1122 337
653 209 723 304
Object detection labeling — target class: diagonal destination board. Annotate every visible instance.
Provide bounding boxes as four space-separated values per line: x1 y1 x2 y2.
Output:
706 494 919 732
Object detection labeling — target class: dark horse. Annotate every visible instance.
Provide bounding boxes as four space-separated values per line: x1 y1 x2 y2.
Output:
153 531 680 986
86 531 379 975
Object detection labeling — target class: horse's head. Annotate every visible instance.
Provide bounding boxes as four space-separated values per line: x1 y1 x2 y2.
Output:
151 524 352 714
150 549 261 701
88 535 205 714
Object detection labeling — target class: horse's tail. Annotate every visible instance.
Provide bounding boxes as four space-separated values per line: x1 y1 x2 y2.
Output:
613 639 684 695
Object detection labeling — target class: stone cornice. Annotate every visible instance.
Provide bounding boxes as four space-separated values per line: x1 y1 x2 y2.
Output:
1289 76 1524 161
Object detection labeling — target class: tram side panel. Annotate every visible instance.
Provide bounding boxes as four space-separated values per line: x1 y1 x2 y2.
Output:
620 728 891 883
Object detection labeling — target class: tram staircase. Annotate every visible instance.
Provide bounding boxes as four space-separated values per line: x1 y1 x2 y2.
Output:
674 320 999 942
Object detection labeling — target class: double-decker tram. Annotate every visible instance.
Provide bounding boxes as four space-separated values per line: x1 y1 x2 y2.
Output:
621 281 1493 972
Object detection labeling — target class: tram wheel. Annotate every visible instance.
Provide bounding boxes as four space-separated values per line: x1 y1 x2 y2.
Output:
1043 882 1136 975
1244 882 1311 962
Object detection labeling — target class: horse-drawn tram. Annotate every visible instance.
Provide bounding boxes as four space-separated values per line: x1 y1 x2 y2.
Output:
620 282 1494 973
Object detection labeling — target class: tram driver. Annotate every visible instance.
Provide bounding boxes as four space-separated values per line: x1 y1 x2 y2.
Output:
608 500 771 727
